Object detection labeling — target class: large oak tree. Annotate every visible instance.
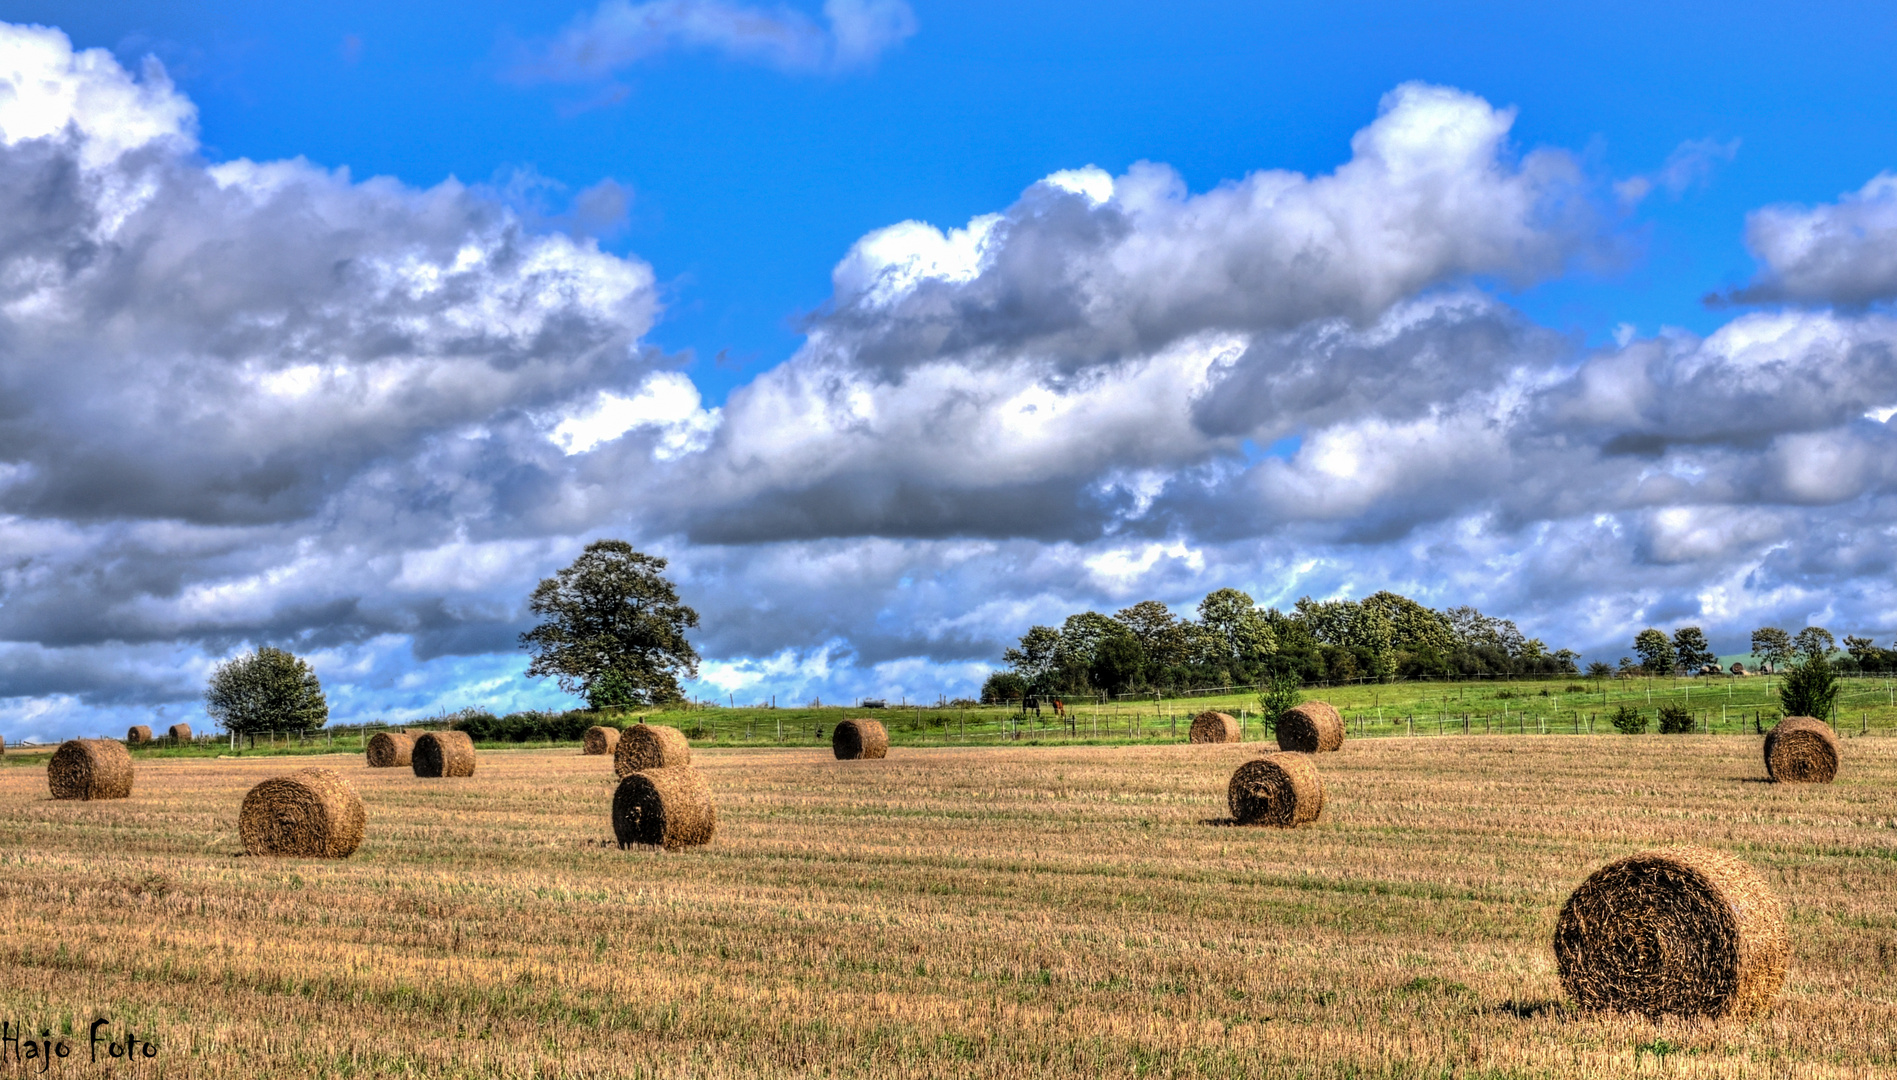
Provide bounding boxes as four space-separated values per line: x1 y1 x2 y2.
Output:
520 541 700 708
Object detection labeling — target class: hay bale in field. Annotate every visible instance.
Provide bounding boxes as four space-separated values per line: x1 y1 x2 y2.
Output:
47 738 134 800
612 765 716 850
366 731 415 768
614 723 692 777
1189 710 1241 743
1763 716 1839 784
832 718 889 760
1554 846 1787 1019
411 730 476 778
583 725 620 756
167 723 192 742
1227 753 1324 826
239 768 366 858
1276 701 1344 753
126 725 152 745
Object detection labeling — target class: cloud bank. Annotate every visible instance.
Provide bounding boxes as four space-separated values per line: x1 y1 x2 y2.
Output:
1 23 1893 739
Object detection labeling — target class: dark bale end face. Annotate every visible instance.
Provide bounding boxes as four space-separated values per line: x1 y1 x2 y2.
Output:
48 739 134 801
1763 716 1839 783
1554 846 1788 1020
366 732 414 768
1189 711 1241 744
612 766 716 850
1276 701 1344 753
239 768 367 859
832 719 889 760
583 726 620 756
1227 753 1324 826
412 731 476 777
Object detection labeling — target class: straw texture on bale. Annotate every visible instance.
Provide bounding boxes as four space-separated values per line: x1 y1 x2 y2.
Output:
583 726 621 756
238 768 366 858
1763 716 1839 783
1276 701 1344 753
167 723 192 742
1554 846 1788 1019
614 724 692 777
411 730 476 777
612 766 716 850
126 725 152 745
1188 710 1241 743
366 732 415 768
832 718 889 760
48 738 134 801
1228 753 1324 826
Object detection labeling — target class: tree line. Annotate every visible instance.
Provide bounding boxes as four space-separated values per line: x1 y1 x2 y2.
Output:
1598 624 1897 678
982 590 1580 703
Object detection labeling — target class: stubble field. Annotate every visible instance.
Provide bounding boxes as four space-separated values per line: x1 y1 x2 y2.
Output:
1 735 1894 1077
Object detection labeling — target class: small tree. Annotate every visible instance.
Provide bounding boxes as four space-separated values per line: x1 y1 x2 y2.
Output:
1750 626 1792 669
1656 704 1694 734
1256 673 1304 735
1672 627 1715 673
1779 652 1840 721
1633 628 1672 675
1610 704 1646 734
205 647 329 735
1586 660 1614 679
520 540 700 708
981 672 1027 704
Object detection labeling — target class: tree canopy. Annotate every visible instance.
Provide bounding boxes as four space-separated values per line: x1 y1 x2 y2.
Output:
982 588 1577 701
519 540 701 708
204 647 329 734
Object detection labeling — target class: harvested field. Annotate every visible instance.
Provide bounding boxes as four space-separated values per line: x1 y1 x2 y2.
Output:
0 736 1895 1077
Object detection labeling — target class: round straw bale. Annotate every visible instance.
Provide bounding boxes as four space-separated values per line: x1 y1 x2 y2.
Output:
1554 846 1788 1019
832 718 889 760
1189 710 1241 743
1763 716 1839 783
1276 701 1344 753
1228 753 1324 826
126 725 152 745
47 738 134 800
167 723 192 742
614 723 692 777
612 766 716 850
583 725 621 756
411 730 476 778
239 768 366 858
366 731 414 768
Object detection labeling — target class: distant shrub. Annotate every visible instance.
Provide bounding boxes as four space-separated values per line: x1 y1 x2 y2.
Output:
1610 705 1646 735
1564 684 1589 694
1256 674 1304 735
1493 689 1519 700
682 723 712 740
1657 705 1694 735
450 709 606 743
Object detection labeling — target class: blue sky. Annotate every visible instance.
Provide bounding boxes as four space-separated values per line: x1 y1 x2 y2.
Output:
2 1 1897 737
